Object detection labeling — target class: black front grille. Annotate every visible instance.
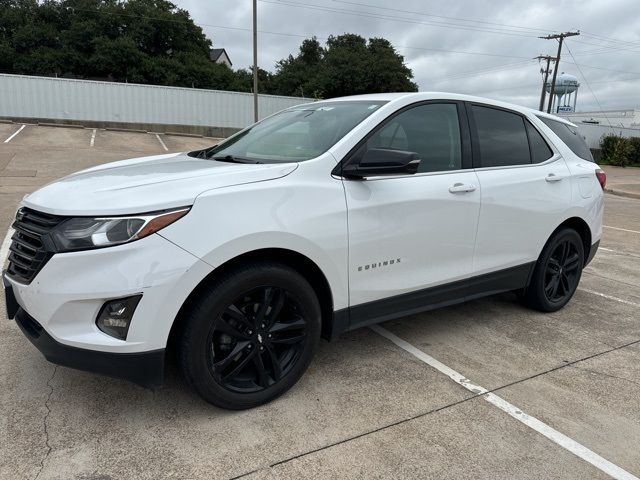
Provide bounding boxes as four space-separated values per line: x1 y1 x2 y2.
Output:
6 208 65 284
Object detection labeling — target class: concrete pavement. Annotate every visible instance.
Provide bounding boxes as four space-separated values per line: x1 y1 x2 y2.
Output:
602 165 640 199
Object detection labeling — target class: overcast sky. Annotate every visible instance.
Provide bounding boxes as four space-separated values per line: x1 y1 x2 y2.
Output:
175 0 640 111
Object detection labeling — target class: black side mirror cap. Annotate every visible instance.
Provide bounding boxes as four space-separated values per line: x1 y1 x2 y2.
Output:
342 148 421 179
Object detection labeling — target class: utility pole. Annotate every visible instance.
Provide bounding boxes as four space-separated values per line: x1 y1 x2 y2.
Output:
252 0 258 122
535 55 555 112
539 31 580 113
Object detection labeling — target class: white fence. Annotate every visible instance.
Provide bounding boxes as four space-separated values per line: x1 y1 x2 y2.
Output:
574 122 640 149
0 73 308 129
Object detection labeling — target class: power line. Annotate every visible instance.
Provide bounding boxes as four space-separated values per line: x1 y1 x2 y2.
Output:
259 0 542 38
562 61 640 77
394 45 528 60
570 38 640 55
564 42 615 130
69 6 531 61
466 76 640 96
430 60 534 83
580 31 640 48
330 0 553 34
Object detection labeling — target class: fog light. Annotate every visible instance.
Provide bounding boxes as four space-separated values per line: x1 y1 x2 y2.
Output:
96 295 142 340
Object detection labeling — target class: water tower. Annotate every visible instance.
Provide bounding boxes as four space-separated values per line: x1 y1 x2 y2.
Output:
545 72 580 113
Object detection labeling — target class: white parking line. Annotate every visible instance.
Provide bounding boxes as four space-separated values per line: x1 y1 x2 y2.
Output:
3 125 25 143
579 288 640 308
1 228 14 266
155 133 168 151
597 247 640 259
90 129 96 147
604 225 640 235
371 325 639 480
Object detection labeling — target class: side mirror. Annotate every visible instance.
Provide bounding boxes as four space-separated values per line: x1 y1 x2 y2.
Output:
342 149 421 179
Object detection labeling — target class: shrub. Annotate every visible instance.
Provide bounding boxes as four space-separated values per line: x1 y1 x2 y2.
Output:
600 135 618 162
599 134 636 167
627 137 640 166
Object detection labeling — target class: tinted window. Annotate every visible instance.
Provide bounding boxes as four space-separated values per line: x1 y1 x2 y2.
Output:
205 101 386 163
472 105 530 167
538 117 594 161
526 121 554 163
363 103 462 173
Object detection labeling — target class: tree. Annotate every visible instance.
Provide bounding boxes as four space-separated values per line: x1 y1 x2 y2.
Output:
274 34 418 98
366 38 418 93
0 0 235 88
273 37 324 98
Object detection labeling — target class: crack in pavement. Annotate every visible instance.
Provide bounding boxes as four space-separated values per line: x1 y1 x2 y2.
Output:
569 364 640 389
33 366 57 480
225 336 640 479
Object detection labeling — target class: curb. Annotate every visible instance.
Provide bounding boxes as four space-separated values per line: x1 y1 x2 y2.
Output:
38 122 85 129
604 186 640 200
105 127 148 134
165 131 203 138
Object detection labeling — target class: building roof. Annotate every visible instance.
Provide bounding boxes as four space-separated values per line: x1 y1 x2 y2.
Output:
209 48 232 66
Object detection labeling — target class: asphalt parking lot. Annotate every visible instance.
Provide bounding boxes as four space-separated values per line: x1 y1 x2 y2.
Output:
1 123 639 480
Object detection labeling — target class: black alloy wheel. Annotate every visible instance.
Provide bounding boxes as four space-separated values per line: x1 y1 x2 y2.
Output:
521 227 584 312
208 286 308 393
179 262 321 409
543 239 582 303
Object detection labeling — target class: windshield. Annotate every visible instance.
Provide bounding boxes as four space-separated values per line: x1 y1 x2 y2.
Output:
202 101 387 163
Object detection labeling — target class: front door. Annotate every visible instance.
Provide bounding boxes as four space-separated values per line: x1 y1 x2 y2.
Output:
341 102 481 325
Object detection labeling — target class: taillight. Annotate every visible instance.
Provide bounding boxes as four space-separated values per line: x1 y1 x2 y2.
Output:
595 169 606 190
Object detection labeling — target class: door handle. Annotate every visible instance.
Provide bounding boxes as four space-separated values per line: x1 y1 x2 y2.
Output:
545 173 564 183
449 183 477 193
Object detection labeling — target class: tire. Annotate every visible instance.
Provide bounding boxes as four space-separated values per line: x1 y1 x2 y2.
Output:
521 227 584 312
179 262 321 409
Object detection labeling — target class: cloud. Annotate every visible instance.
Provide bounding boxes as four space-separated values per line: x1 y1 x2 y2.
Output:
175 0 640 111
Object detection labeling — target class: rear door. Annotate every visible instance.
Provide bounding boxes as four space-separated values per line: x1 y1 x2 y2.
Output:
342 101 481 322
468 103 572 275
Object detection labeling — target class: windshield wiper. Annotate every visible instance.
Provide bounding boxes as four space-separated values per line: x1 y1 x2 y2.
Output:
212 155 262 164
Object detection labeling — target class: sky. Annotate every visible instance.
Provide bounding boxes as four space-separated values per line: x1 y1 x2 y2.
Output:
174 0 640 111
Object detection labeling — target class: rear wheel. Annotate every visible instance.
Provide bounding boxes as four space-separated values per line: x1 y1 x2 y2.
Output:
179 262 321 409
521 228 584 312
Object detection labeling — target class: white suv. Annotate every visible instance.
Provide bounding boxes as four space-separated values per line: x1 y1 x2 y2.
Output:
3 93 604 409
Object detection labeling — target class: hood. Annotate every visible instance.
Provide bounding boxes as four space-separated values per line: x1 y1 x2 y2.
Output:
23 153 298 216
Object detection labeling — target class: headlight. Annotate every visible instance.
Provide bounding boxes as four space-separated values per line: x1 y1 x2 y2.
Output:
49 207 189 252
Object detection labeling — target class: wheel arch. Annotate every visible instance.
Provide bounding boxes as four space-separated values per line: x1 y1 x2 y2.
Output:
167 248 338 354
551 216 593 264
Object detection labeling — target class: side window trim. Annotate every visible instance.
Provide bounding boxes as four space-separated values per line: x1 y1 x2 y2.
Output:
333 100 473 177
524 118 554 163
523 116 535 164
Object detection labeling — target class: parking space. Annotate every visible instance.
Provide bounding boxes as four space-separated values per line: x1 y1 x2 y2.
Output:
1 124 639 479
162 134 219 152
0 122 23 141
13 125 91 150
92 129 169 154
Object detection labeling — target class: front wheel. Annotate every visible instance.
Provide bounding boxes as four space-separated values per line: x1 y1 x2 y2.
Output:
179 262 321 409
521 228 584 312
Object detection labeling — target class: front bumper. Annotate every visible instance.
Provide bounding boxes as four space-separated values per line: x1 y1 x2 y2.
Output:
4 233 211 354
14 307 164 387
